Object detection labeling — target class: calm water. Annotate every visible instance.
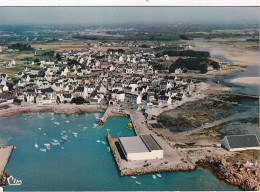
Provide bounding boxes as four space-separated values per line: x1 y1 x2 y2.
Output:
0 113 238 191
191 39 259 97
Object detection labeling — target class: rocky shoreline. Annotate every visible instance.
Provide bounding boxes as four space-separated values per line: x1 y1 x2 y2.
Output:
197 157 260 191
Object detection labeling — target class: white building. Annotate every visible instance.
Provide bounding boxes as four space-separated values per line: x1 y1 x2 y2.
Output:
118 134 163 162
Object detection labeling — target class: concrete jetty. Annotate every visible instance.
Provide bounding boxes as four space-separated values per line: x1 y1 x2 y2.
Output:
106 133 195 177
99 106 114 124
0 146 13 178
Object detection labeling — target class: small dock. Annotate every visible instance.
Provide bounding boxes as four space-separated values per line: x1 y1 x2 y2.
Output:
99 106 114 124
0 146 13 178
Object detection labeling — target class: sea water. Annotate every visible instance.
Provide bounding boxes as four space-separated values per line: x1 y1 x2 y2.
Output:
0 113 238 191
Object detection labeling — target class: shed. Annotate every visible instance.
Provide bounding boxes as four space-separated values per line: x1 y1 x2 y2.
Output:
118 134 163 161
221 134 260 151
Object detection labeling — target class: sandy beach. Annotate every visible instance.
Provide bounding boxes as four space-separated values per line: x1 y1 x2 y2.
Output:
230 77 260 86
190 38 260 87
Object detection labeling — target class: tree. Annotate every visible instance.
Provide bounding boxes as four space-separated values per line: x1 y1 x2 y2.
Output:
38 70 45 77
200 63 208 74
56 53 62 61
211 61 220 70
68 59 79 66
70 97 86 104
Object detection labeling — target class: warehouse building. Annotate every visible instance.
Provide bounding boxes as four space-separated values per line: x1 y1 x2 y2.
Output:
118 134 163 161
221 134 260 151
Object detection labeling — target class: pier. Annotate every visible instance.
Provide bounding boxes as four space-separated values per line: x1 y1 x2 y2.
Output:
99 106 114 124
0 146 13 180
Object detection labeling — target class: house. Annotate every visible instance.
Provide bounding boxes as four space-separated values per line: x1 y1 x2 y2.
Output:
111 89 125 102
221 134 260 151
158 95 172 105
125 92 142 104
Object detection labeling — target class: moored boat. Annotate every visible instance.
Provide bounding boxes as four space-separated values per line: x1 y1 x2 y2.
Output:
40 148 47 152
152 175 156 179
44 144 51 150
156 173 162 178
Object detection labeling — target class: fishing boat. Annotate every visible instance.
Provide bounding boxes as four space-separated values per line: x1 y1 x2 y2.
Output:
51 142 60 146
65 121 69 123
131 176 136 179
152 175 156 179
72 132 78 138
107 147 110 152
54 122 60 125
135 181 141 185
156 174 162 178
38 128 42 130
96 140 100 143
52 139 59 143
7 176 22 186
35 137 38 148
44 144 51 150
62 135 68 141
40 148 47 152
101 141 106 145
127 122 133 130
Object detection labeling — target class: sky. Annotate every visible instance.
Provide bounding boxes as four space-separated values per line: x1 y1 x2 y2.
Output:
0 7 259 25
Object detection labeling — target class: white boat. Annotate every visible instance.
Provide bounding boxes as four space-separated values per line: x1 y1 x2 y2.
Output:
51 118 55 121
44 144 51 150
54 122 60 125
7 176 22 186
93 124 98 128
61 147 64 150
107 147 110 152
38 128 42 130
101 141 106 145
40 148 47 152
135 181 141 185
131 176 136 179
43 133 46 136
72 132 78 138
52 139 59 143
35 144 38 149
96 140 100 143
156 174 162 178
62 136 68 141
51 142 60 146
152 175 156 179
65 121 70 123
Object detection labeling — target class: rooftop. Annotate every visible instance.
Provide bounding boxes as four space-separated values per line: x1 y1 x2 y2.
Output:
119 136 149 153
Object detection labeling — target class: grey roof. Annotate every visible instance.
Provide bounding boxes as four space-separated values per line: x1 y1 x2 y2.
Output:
141 134 162 150
119 136 149 153
227 134 260 149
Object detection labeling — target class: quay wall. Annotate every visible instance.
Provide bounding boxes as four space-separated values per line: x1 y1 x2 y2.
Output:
106 133 195 177
0 146 13 178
